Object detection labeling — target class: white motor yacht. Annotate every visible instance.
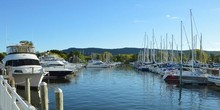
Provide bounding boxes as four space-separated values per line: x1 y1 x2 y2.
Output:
2 44 47 88
40 55 74 78
86 60 110 68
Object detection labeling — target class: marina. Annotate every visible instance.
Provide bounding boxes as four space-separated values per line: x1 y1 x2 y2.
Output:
1 1 220 110
46 67 220 110
2 66 220 110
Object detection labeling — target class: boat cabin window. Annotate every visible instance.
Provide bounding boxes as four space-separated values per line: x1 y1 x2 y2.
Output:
5 59 40 66
48 64 64 66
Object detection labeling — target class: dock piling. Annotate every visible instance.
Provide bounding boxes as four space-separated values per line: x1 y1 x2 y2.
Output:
40 82 49 110
11 77 15 88
219 68 220 76
7 66 12 77
25 78 31 104
1 68 4 75
55 88 63 110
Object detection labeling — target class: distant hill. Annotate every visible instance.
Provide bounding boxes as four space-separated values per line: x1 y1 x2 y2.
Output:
62 47 142 55
205 51 220 56
62 47 220 56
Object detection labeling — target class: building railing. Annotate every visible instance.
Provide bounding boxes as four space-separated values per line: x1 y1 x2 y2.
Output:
0 75 35 110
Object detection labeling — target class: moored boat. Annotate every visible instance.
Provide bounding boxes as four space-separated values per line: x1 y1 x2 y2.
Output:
2 43 47 88
163 70 210 85
40 55 74 78
208 76 220 86
86 60 110 68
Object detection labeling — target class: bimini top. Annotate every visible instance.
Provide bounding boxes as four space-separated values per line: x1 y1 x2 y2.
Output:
6 45 35 54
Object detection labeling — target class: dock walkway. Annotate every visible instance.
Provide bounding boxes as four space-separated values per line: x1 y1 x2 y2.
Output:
0 75 35 110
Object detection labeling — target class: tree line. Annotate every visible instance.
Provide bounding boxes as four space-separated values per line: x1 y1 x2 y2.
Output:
36 50 137 64
1 49 220 64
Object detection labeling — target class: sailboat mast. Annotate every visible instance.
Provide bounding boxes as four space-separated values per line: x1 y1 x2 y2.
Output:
147 35 149 62
166 33 168 62
152 29 155 62
150 41 152 62
180 21 183 85
200 34 203 63
190 9 194 69
161 36 163 63
172 34 174 63
5 25 8 50
194 35 197 61
181 21 183 67
143 32 146 62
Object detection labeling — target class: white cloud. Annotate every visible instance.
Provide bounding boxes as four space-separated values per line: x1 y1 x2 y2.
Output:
166 14 179 20
166 14 171 18
133 20 146 23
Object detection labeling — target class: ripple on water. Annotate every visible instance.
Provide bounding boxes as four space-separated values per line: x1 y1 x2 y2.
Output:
45 67 220 110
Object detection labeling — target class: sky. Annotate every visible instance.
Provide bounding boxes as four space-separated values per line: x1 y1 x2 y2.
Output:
0 0 220 52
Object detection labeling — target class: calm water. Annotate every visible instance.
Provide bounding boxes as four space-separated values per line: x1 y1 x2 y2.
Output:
18 66 220 110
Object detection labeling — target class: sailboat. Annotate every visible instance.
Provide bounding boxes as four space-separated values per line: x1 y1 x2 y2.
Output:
136 32 153 71
163 10 210 84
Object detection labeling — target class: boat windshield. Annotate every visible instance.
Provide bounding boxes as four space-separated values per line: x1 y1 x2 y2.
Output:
5 59 40 67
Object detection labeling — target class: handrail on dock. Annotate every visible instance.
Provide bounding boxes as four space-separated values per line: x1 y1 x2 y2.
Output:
0 75 35 110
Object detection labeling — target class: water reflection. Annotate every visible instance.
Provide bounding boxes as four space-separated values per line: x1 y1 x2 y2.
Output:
135 69 220 110
178 85 182 109
16 88 41 109
20 66 220 110
43 77 71 84
43 74 78 84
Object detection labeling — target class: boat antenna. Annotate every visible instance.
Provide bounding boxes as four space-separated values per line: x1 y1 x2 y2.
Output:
5 24 8 49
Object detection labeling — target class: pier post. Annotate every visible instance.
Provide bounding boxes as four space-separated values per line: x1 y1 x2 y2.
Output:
6 66 12 86
1 68 4 75
219 68 220 76
7 66 12 77
11 77 15 88
25 78 31 104
55 88 63 110
40 82 49 110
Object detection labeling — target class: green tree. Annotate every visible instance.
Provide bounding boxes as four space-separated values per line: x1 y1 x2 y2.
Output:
49 50 67 60
19 40 34 46
214 55 220 63
195 49 209 63
102 51 113 62
0 52 6 62
113 54 135 64
67 51 85 63
209 53 215 63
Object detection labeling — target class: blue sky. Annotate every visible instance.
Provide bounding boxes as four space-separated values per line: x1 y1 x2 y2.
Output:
0 0 220 52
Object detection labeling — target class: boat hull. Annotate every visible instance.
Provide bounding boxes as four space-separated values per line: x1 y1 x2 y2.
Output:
45 70 72 78
208 76 220 86
86 65 109 68
163 73 210 85
13 73 45 88
163 74 179 84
